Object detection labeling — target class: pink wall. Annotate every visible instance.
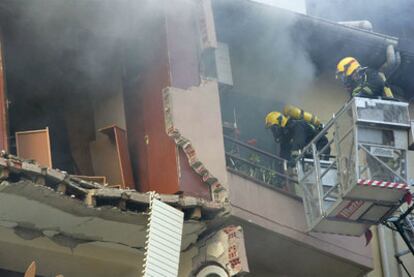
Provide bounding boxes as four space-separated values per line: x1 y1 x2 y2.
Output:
167 81 227 199
228 172 373 269
165 0 201 89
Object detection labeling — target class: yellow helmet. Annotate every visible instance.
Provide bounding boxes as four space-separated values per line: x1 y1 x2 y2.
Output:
265 111 288 128
336 57 360 81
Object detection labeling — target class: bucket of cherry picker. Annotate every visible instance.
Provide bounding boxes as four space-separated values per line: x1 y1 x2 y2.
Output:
297 97 411 236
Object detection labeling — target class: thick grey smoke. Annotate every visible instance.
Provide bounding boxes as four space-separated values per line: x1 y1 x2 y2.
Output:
254 0 307 14
227 5 316 104
306 0 414 39
0 0 171 99
216 0 414 154
2 0 132 91
0 0 164 170
214 1 318 151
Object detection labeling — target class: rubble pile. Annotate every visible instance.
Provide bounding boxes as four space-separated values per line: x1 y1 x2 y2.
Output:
0 153 225 219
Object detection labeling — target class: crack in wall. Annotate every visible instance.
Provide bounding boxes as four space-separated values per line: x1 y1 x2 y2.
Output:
0 221 146 253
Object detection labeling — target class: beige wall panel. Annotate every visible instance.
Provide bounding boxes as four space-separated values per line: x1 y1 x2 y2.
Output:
365 227 384 277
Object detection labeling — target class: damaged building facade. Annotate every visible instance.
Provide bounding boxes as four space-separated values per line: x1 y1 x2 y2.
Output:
0 0 413 276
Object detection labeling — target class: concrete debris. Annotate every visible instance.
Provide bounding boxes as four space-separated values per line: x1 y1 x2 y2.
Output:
0 153 225 221
163 89 228 203
22 162 42 175
46 168 67 183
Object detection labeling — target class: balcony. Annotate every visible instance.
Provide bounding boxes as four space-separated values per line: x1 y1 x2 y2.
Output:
224 135 300 199
223 134 374 276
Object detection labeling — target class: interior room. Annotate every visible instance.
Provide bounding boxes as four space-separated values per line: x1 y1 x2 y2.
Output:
0 0 159 188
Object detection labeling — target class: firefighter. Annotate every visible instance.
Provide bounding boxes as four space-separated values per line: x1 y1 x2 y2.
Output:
265 111 330 164
336 57 394 99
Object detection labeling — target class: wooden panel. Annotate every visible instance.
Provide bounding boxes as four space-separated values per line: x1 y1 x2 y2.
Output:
124 1 205 194
123 15 179 194
0 34 8 151
98 125 134 189
93 89 127 131
90 135 122 186
113 127 135 189
73 175 107 185
144 58 179 194
123 79 149 191
15 127 52 168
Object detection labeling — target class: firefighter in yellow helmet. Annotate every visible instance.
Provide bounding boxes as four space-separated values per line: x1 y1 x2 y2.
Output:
336 57 394 98
265 110 330 164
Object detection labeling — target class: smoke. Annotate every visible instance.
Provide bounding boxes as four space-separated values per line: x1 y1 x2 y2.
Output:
4 0 406 156
215 0 414 154
226 6 316 104
253 0 306 14
0 0 174 102
214 1 317 151
306 0 414 39
2 0 129 94
0 0 166 169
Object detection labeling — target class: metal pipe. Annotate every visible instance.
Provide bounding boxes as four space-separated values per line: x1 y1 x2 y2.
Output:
227 167 302 201
378 225 392 277
319 161 336 179
337 20 373 31
395 249 411 258
312 143 325 216
380 44 397 76
385 44 396 70
225 153 297 182
223 135 285 162
388 50 401 78
395 255 411 277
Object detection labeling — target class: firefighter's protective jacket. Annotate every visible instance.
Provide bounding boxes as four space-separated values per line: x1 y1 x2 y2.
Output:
271 119 329 162
348 68 393 98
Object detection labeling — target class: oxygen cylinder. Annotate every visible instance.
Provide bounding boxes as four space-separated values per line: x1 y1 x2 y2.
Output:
379 72 394 98
283 105 321 127
384 86 394 98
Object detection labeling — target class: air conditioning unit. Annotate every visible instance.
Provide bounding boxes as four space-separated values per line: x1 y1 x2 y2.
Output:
201 42 233 87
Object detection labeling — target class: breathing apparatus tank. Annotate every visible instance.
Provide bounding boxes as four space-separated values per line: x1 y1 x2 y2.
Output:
283 105 321 128
378 72 394 98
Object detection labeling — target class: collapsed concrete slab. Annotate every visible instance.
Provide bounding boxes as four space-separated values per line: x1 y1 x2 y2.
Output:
0 153 241 276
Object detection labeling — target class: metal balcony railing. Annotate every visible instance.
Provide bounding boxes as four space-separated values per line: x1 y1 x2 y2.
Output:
223 135 299 198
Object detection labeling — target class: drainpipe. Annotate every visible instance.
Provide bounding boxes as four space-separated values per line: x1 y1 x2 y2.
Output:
380 44 401 78
389 50 401 77
378 225 392 277
337 20 373 31
338 20 401 78
395 249 411 277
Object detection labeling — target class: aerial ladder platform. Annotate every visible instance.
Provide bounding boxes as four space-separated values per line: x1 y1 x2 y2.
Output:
297 97 412 237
